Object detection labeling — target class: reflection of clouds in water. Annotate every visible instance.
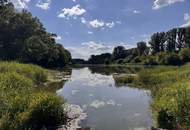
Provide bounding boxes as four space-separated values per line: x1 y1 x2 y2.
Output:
107 99 116 106
89 99 122 109
71 68 114 87
71 90 79 95
90 100 106 108
133 128 147 130
89 93 93 97
134 113 141 117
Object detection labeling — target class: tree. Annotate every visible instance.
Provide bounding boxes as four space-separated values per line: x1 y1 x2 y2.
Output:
166 28 177 52
0 2 71 68
179 48 190 63
137 41 148 56
184 27 190 48
112 46 126 60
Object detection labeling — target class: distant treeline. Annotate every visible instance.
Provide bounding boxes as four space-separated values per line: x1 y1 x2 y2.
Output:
73 26 190 66
0 0 71 68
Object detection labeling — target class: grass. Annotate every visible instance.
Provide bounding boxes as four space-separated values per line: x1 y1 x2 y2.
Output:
131 64 190 129
0 62 68 130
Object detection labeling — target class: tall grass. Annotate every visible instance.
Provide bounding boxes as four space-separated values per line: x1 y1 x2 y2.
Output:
0 62 48 85
134 64 190 129
0 62 67 130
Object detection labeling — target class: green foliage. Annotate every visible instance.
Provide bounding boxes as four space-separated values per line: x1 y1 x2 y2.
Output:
114 74 136 87
0 62 48 84
88 53 112 64
179 48 190 63
163 53 182 65
0 62 67 130
133 64 190 129
0 3 71 68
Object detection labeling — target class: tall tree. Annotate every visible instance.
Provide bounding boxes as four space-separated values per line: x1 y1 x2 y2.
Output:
166 29 177 52
137 41 148 56
112 46 126 60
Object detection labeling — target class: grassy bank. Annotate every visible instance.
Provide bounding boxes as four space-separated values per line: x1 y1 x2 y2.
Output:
117 64 190 129
0 62 68 130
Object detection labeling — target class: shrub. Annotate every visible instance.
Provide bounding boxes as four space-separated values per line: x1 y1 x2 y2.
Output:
179 48 190 63
164 53 182 65
21 92 67 130
0 62 48 84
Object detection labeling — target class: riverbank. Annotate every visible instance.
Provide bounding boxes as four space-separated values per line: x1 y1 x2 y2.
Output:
117 63 190 130
0 62 68 130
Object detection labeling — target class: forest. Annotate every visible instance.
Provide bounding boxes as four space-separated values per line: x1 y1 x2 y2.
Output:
81 26 190 66
0 0 71 68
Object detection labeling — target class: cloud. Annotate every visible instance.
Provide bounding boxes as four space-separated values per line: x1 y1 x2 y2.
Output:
184 13 190 21
133 10 141 14
116 21 122 24
81 17 87 24
11 0 30 9
67 41 131 60
89 19 115 29
153 0 185 10
87 31 93 34
36 0 51 10
106 22 115 28
67 41 114 60
53 35 62 41
58 4 86 19
181 13 190 27
89 19 104 28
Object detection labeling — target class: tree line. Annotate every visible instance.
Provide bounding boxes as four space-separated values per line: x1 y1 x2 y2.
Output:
80 26 190 65
0 0 71 68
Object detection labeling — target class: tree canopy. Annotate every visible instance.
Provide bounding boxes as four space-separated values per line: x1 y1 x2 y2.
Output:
0 1 71 68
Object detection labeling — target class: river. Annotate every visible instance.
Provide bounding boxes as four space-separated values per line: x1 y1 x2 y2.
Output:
56 66 152 130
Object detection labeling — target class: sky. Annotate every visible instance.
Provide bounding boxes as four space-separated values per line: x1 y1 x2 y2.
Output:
11 0 190 60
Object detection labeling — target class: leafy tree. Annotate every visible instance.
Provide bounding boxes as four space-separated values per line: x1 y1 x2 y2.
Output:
0 2 71 68
137 41 148 56
112 46 126 60
179 48 190 63
166 28 177 52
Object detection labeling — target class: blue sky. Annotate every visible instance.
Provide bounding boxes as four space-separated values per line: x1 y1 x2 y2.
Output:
11 0 190 59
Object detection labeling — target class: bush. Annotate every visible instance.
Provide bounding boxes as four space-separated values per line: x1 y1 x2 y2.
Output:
20 92 67 130
0 62 68 130
144 56 158 65
114 74 136 86
179 48 190 63
152 82 190 129
164 53 182 65
0 62 48 84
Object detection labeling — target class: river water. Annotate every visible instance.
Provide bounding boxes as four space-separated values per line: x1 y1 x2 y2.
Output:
57 66 152 130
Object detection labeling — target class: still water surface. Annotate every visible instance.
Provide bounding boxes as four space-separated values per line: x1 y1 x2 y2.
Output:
57 67 152 130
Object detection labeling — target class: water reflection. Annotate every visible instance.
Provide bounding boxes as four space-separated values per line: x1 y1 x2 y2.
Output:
57 66 152 130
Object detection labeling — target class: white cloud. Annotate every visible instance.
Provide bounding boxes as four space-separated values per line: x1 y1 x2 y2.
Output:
106 22 115 28
89 19 115 29
89 19 104 28
116 21 122 24
133 10 141 14
81 17 87 24
181 13 190 27
88 31 93 34
67 41 131 60
36 0 51 10
53 35 62 40
184 13 190 21
58 5 86 19
67 41 114 60
11 0 31 9
153 0 185 10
